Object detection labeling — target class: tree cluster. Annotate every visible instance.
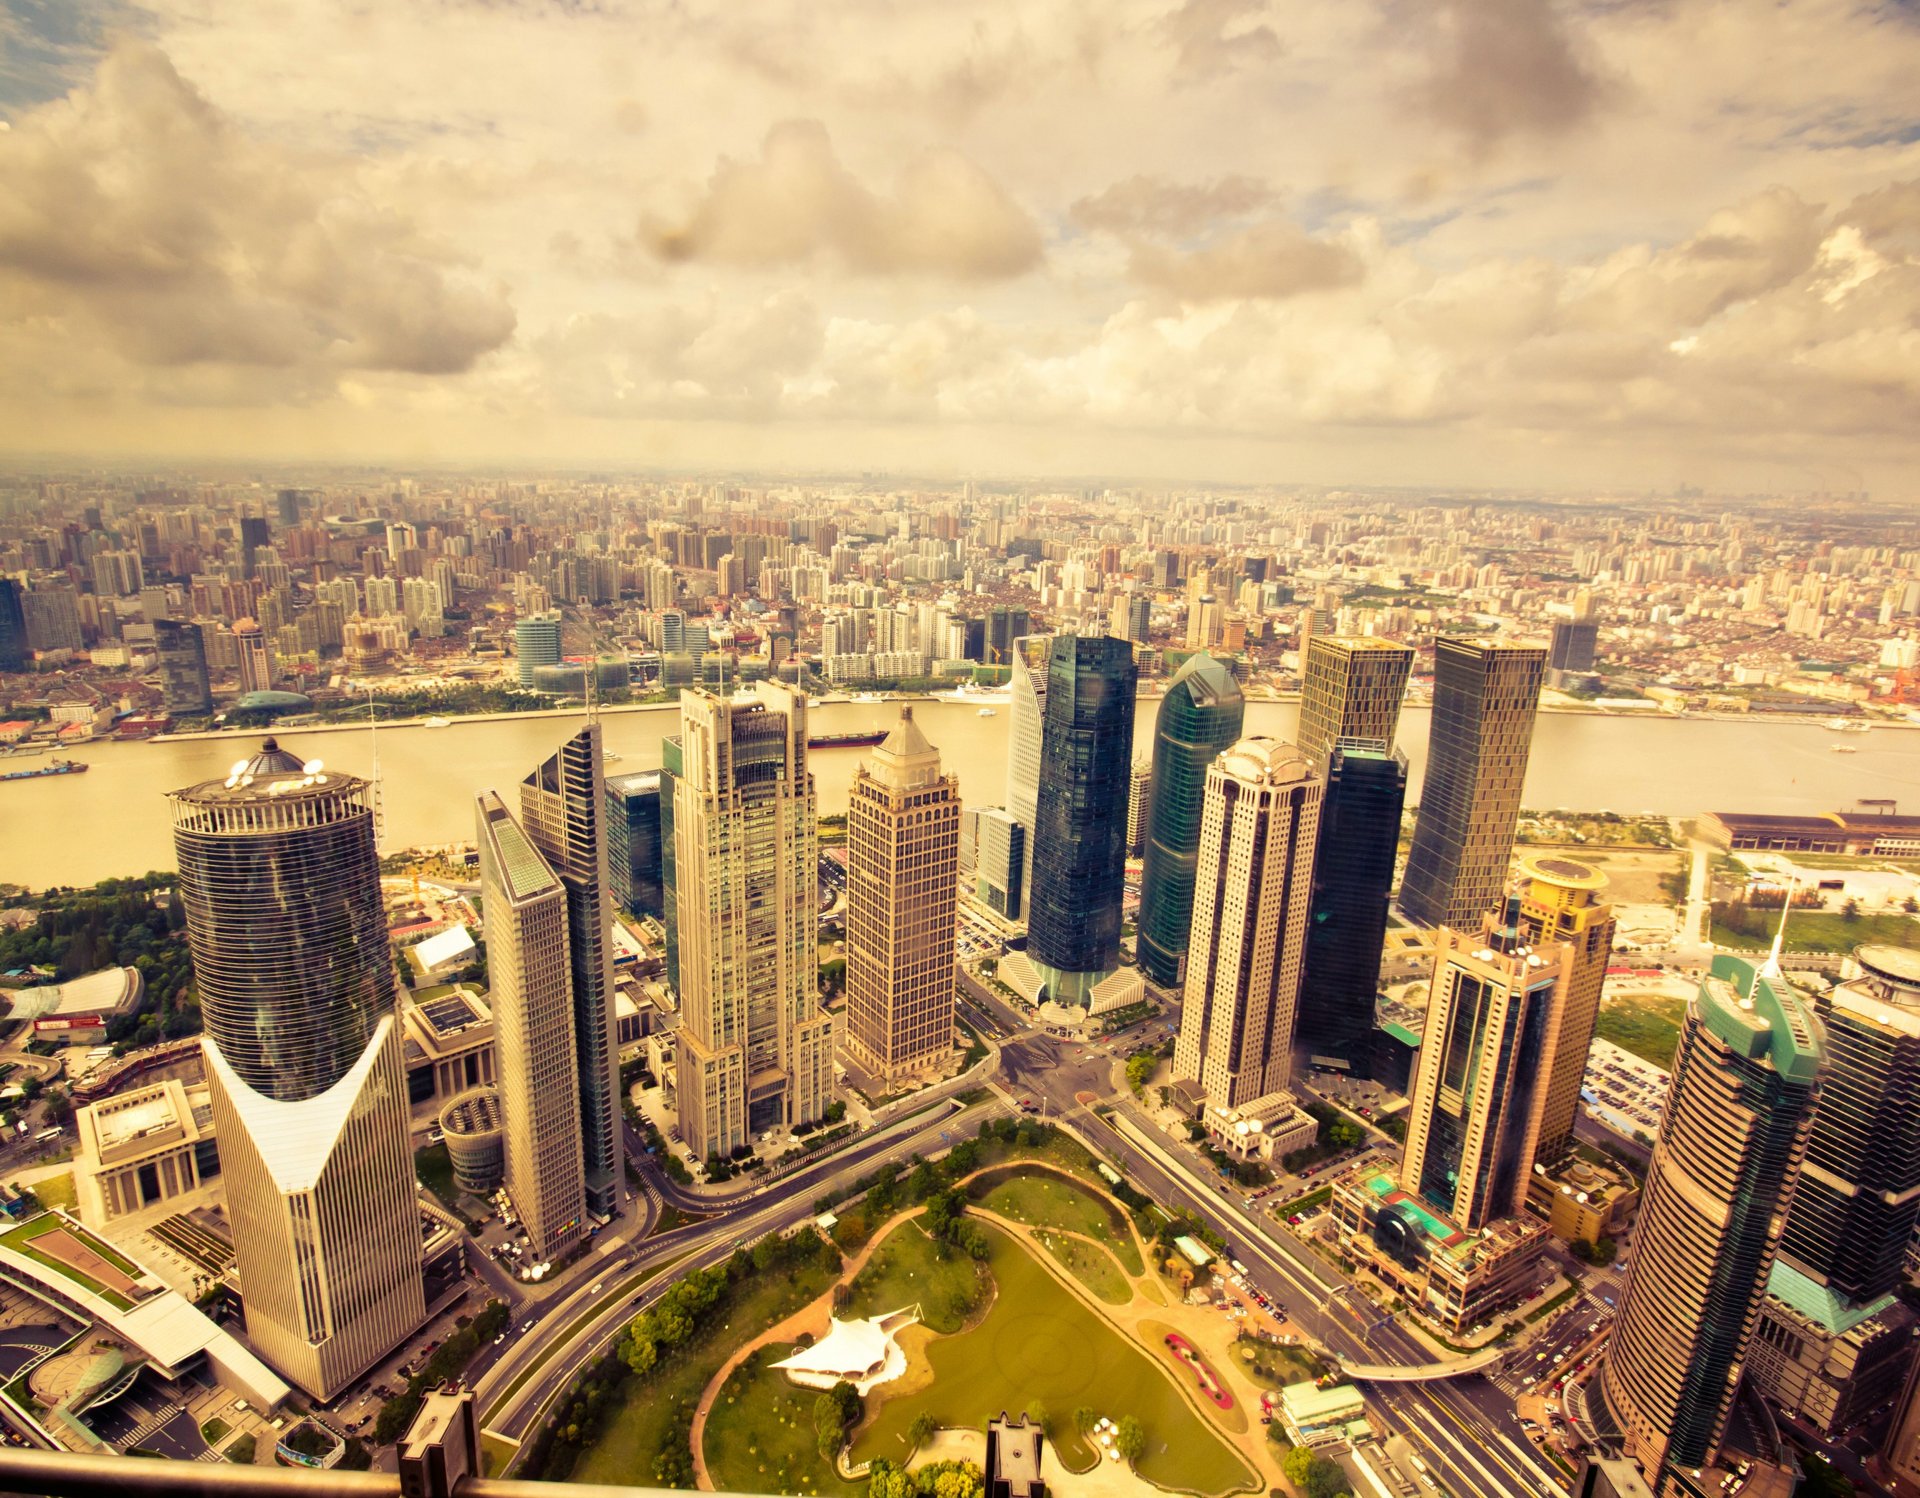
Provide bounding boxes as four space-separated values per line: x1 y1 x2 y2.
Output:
372 1299 509 1443
865 1457 987 1498
815 1378 862 1463
1281 1442 1353 1498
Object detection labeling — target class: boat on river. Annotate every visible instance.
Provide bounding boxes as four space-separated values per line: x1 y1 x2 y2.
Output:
1 758 87 783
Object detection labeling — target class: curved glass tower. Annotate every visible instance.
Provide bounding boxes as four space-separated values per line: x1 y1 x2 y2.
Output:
1136 653 1244 989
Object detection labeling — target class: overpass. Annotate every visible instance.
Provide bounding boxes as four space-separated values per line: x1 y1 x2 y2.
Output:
1336 1343 1507 1381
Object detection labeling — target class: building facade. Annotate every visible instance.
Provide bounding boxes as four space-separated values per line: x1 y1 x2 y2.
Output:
154 618 213 716
1399 638 1547 931
232 617 274 694
1515 855 1617 1165
605 770 664 918
0 577 25 671
168 740 423 1400
843 709 961 1088
476 791 586 1261
1173 738 1322 1112
970 808 1024 920
1136 652 1245 990
514 612 562 687
1027 633 1138 1006
1004 634 1050 919
1127 757 1152 857
518 726 621 1221
1295 636 1414 769
1403 906 1570 1229
1600 955 1824 1485
670 684 836 1162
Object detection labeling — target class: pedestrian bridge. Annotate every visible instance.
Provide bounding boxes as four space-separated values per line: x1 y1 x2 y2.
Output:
1335 1344 1507 1382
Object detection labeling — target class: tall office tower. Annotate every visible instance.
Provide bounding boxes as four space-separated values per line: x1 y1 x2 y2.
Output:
1126 758 1153 857
1295 747 1408 1070
1514 856 1617 1164
1399 638 1547 931
1027 633 1138 1006
971 808 1025 920
843 709 961 1089
476 792 586 1260
605 771 664 918
233 617 274 693
23 587 83 653
1185 594 1222 650
1136 654 1246 990
1004 634 1051 918
0 577 30 671
1549 618 1601 674
1745 945 1920 1435
238 515 271 578
670 684 836 1161
154 618 213 715
518 726 620 1220
514 612 563 687
986 605 1031 665
1296 636 1413 769
276 488 302 527
168 740 423 1399
1600 955 1823 1485
1402 906 1571 1229
1109 592 1150 644
1172 738 1321 1109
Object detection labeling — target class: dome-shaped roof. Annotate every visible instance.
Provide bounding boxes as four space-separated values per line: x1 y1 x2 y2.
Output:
239 736 307 776
233 690 313 712
1216 735 1315 787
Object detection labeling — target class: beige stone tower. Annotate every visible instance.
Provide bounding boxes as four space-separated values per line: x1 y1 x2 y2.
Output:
1514 854 1616 1166
476 790 586 1260
843 708 961 1089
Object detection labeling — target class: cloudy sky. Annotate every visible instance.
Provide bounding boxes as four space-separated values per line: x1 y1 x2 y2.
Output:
1 0 1918 492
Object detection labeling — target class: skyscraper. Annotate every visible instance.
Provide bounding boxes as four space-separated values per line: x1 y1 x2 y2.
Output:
1399 637 1547 931
233 617 274 694
605 770 664 918
1549 618 1601 675
0 578 27 672
1515 855 1616 1165
1172 738 1321 1111
843 708 961 1089
515 612 563 687
169 740 422 1399
476 791 586 1261
1135 653 1245 989
1402 906 1570 1229
1600 954 1823 1483
671 684 836 1162
1027 633 1138 1006
1295 636 1413 769
1004 634 1050 919
519 726 620 1220
1126 757 1153 857
154 618 213 716
1295 748 1408 1070
970 808 1024 920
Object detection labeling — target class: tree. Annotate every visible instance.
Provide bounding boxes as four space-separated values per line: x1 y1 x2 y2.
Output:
1283 1444 1317 1486
1842 898 1861 924
1114 1415 1147 1464
1074 1406 1096 1435
909 1412 938 1449
1593 1237 1619 1266
1570 1238 1596 1263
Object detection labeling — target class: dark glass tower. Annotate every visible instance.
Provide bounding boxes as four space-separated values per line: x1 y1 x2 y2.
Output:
606 769 664 918
1136 653 1244 989
521 725 621 1219
170 738 392 1098
1296 747 1407 1067
155 618 213 716
0 578 25 672
1400 637 1546 931
1028 633 1137 1006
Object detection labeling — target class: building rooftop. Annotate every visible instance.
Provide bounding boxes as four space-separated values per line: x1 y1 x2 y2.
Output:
6 966 142 1022
1767 1260 1897 1337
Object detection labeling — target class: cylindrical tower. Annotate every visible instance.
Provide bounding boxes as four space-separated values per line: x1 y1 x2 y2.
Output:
168 738 393 1102
440 1086 506 1197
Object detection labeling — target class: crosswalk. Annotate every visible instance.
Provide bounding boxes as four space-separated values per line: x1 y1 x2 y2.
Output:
120 1402 184 1449
1484 1291 1615 1398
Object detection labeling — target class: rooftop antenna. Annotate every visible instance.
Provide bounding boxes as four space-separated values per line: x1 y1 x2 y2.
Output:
1759 877 1795 984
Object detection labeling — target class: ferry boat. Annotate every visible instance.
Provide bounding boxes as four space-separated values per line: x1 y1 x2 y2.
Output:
1 758 87 783
937 681 1012 705
807 729 887 750
423 716 453 729
978 707 997 717
1830 743 1859 753
1826 717 1870 733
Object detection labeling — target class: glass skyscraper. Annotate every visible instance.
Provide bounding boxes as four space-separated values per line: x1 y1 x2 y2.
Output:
606 769 664 918
0 578 25 672
1400 637 1547 931
1136 653 1244 989
1004 634 1050 919
155 618 213 716
1027 633 1137 1006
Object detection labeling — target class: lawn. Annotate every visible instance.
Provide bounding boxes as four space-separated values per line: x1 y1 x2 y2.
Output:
31 1173 75 1212
1711 908 1920 955
971 1168 1144 1275
852 1223 1252 1496
201 1416 232 1444
702 1346 864 1498
0 1213 140 1309
842 1219 989 1335
1033 1231 1131 1306
1596 993 1687 1069
1231 1336 1330 1391
570 1256 841 1487
413 1143 460 1212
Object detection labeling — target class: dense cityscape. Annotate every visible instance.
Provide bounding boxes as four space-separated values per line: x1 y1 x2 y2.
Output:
4 1 1920 1497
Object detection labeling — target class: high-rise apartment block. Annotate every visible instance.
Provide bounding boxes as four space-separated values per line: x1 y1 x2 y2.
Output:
1403 905 1570 1229
169 740 422 1399
1136 653 1244 990
1173 738 1321 1111
233 617 274 694
519 726 620 1220
1400 638 1546 931
476 791 586 1260
843 709 960 1088
1600 955 1823 1484
1027 633 1138 1006
1515 856 1616 1165
1296 636 1413 768
670 684 836 1162
1127 757 1153 857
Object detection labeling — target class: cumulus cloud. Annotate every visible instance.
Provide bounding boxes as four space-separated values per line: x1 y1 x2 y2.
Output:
1071 175 1276 236
1127 221 1364 300
0 42 515 375
1160 0 1284 83
1408 0 1609 149
640 120 1043 280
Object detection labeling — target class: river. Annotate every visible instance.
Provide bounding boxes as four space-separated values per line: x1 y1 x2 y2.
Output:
4 698 1918 889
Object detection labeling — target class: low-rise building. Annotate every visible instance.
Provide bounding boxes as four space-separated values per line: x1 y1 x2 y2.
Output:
72 1079 219 1228
1193 1091 1318 1163
1279 1381 1370 1451
1329 1166 1552 1334
401 984 495 1106
6 966 145 1046
1747 1261 1918 1439
1527 1155 1640 1248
